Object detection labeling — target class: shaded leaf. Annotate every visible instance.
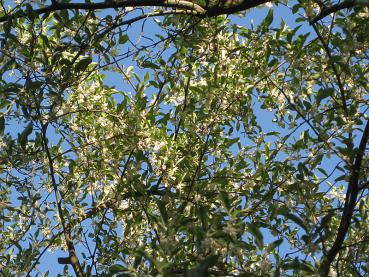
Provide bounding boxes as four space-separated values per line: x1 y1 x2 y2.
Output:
185 255 218 277
246 222 264 249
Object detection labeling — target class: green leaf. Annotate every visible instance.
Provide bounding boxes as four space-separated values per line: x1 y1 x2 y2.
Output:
334 174 346 182
133 254 142 269
0 82 21 94
185 255 218 277
143 72 150 83
26 81 43 90
246 222 264 249
292 4 300 14
280 210 308 232
282 259 315 273
264 9 274 26
39 34 50 48
119 34 129 44
316 88 334 103
238 273 256 277
356 0 369 5
265 238 283 252
109 264 127 273
0 99 10 111
197 205 208 230
142 60 160 70
0 116 5 135
75 56 92 72
18 123 33 149
268 58 278 67
315 212 335 234
156 200 168 225
219 191 231 210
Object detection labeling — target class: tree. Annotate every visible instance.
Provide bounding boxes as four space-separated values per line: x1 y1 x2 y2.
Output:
0 0 368 276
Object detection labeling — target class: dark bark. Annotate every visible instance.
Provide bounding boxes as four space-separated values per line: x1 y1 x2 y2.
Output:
321 119 369 276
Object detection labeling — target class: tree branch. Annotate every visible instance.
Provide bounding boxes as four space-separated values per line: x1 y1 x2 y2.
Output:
0 0 205 23
0 0 273 23
320 118 369 276
309 0 359 25
311 23 348 117
40 121 85 277
205 0 270 16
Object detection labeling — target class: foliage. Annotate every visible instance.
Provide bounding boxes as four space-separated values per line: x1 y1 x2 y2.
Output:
0 0 368 276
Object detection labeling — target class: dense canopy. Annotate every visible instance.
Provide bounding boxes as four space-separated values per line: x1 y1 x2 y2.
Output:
0 0 368 276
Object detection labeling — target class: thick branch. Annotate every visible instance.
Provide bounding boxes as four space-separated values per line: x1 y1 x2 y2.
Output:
309 0 359 25
321 118 369 276
0 0 205 23
0 0 272 23
205 0 270 16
